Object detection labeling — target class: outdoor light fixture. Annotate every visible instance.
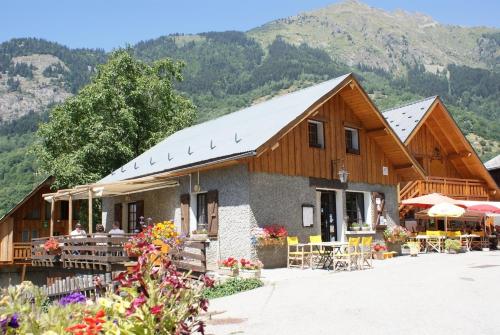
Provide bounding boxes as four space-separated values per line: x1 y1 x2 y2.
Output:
338 166 349 183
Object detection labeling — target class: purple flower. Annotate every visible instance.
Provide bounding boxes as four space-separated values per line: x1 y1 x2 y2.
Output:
59 292 87 306
0 317 8 331
7 314 19 329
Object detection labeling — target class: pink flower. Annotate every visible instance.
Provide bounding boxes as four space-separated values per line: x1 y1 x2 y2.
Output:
132 294 147 309
150 304 163 315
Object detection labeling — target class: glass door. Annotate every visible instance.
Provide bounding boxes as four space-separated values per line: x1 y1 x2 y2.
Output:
320 191 337 241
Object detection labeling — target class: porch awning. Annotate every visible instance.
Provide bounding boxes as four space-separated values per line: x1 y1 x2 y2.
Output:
43 177 179 202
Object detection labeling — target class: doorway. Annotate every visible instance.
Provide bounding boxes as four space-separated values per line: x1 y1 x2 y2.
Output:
320 191 337 242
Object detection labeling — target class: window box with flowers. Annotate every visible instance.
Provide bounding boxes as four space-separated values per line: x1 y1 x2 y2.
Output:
239 259 263 279
218 257 239 277
191 229 209 241
252 225 288 247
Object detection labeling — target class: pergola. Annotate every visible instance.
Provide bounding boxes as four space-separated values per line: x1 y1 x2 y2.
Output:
43 177 179 236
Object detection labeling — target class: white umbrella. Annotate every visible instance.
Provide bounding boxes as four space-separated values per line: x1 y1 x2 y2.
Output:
428 203 465 231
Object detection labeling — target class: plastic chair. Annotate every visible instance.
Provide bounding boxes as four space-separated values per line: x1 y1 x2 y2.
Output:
309 235 323 267
333 237 360 272
360 236 373 269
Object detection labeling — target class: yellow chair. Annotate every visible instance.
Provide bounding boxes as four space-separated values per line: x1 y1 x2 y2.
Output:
471 231 488 250
425 231 443 253
333 237 360 272
360 236 373 269
308 235 323 267
309 235 322 244
446 231 461 238
287 236 309 269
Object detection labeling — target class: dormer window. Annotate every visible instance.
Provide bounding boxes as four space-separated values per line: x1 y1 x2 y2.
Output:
345 127 360 155
308 120 324 148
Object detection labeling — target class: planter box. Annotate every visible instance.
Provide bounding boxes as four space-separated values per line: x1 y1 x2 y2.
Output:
386 242 402 256
218 267 238 277
239 269 261 279
373 252 385 260
190 234 209 241
257 244 287 268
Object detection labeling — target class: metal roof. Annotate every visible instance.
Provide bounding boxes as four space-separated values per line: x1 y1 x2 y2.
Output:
382 96 437 143
99 73 351 183
485 155 500 171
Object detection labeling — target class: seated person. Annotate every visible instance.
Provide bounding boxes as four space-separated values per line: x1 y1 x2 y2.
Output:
109 222 125 235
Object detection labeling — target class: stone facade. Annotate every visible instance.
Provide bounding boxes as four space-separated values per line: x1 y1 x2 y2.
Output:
101 164 400 269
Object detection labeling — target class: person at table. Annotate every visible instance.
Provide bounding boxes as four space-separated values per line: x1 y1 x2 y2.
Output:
70 223 86 238
109 221 125 235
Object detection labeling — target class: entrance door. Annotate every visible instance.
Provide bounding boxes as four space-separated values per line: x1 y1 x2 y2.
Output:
320 191 337 242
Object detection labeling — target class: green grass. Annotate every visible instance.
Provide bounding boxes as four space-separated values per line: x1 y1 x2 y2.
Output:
202 278 263 299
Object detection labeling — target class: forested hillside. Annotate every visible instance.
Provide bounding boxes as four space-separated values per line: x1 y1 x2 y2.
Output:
0 1 499 216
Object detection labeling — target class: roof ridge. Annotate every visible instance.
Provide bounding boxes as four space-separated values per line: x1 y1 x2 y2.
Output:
382 95 438 114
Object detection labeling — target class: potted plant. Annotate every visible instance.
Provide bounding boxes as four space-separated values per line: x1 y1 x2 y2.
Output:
383 226 409 255
351 223 361 232
191 229 209 241
218 257 239 277
239 258 263 279
372 243 387 260
444 239 462 254
253 225 288 268
362 224 371 231
405 242 420 257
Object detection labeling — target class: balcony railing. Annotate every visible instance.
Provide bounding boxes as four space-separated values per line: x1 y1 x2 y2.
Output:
13 243 32 263
401 177 490 202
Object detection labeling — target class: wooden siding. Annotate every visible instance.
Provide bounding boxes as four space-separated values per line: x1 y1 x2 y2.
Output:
0 217 13 262
407 124 462 178
249 94 399 185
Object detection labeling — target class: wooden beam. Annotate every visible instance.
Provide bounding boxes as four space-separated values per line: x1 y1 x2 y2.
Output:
394 164 414 172
448 151 472 160
366 127 389 138
49 198 55 237
68 194 73 234
88 189 93 234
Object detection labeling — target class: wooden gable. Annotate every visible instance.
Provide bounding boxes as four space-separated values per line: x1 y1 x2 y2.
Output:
248 78 425 185
404 99 498 193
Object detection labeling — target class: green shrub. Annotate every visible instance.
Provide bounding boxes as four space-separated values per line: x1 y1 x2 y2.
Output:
444 238 462 252
203 278 263 299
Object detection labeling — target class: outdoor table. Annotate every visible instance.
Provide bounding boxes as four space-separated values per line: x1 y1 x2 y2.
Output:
415 235 446 253
309 242 347 270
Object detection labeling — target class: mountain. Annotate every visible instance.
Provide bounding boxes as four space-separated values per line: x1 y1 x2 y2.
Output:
0 0 499 216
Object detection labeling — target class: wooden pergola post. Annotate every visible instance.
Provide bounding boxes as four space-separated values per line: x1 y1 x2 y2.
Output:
68 194 73 234
49 197 55 237
88 189 93 234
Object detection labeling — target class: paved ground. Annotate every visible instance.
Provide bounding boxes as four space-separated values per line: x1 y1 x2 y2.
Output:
205 251 500 335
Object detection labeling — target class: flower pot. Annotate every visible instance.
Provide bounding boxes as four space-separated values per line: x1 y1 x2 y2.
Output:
219 267 238 277
351 227 361 232
239 269 261 279
373 252 385 260
256 244 286 268
361 226 370 231
385 242 402 256
190 234 209 241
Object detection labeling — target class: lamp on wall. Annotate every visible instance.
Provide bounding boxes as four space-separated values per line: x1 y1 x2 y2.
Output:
338 166 349 183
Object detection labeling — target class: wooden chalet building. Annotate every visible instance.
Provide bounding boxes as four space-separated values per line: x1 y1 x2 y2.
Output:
382 97 500 219
0 177 82 285
46 73 428 268
485 155 500 188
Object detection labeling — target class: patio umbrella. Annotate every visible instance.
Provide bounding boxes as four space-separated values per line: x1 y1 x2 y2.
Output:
401 193 464 209
428 203 465 231
466 204 500 214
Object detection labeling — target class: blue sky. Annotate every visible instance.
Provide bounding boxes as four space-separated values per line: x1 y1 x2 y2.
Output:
1 0 499 50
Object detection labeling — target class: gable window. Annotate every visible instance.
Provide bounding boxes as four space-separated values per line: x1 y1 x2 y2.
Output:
308 120 324 148
345 127 360 155
196 193 208 231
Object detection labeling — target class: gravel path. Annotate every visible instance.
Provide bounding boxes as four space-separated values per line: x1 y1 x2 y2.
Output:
205 251 500 335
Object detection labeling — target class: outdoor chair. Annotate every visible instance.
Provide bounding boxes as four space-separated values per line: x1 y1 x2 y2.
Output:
360 236 373 269
426 231 444 253
308 235 323 267
332 237 360 272
471 231 488 250
287 236 310 269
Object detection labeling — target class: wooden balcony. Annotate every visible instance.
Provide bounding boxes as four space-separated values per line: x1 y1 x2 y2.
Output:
13 243 32 264
399 176 490 218
31 234 208 274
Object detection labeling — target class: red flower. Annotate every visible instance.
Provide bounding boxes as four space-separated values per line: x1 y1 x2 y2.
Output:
66 309 105 335
150 304 163 315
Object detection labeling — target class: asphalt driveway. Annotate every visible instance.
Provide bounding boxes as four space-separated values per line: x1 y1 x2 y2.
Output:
205 251 500 335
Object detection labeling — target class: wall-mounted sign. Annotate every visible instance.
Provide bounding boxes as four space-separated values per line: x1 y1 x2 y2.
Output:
302 204 314 227
382 166 389 176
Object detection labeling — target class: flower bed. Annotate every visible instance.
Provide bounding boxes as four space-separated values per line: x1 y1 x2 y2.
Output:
202 278 263 300
0 221 211 334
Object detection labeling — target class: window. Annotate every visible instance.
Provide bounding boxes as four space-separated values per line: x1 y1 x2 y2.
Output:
24 206 40 220
60 201 69 220
44 202 51 221
128 203 137 232
345 127 360 154
308 120 324 148
196 193 208 231
346 192 365 227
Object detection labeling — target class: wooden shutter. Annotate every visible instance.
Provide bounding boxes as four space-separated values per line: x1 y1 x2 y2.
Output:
114 203 122 226
207 190 219 237
136 200 144 228
180 194 190 236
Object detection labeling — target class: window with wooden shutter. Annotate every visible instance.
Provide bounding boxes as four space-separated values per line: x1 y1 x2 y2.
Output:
180 194 190 236
207 190 219 238
114 203 122 227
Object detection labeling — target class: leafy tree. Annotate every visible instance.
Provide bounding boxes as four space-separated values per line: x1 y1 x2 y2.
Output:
33 50 195 189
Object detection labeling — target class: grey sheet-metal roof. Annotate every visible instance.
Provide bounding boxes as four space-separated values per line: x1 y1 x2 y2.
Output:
99 73 351 183
485 155 500 171
382 96 437 143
